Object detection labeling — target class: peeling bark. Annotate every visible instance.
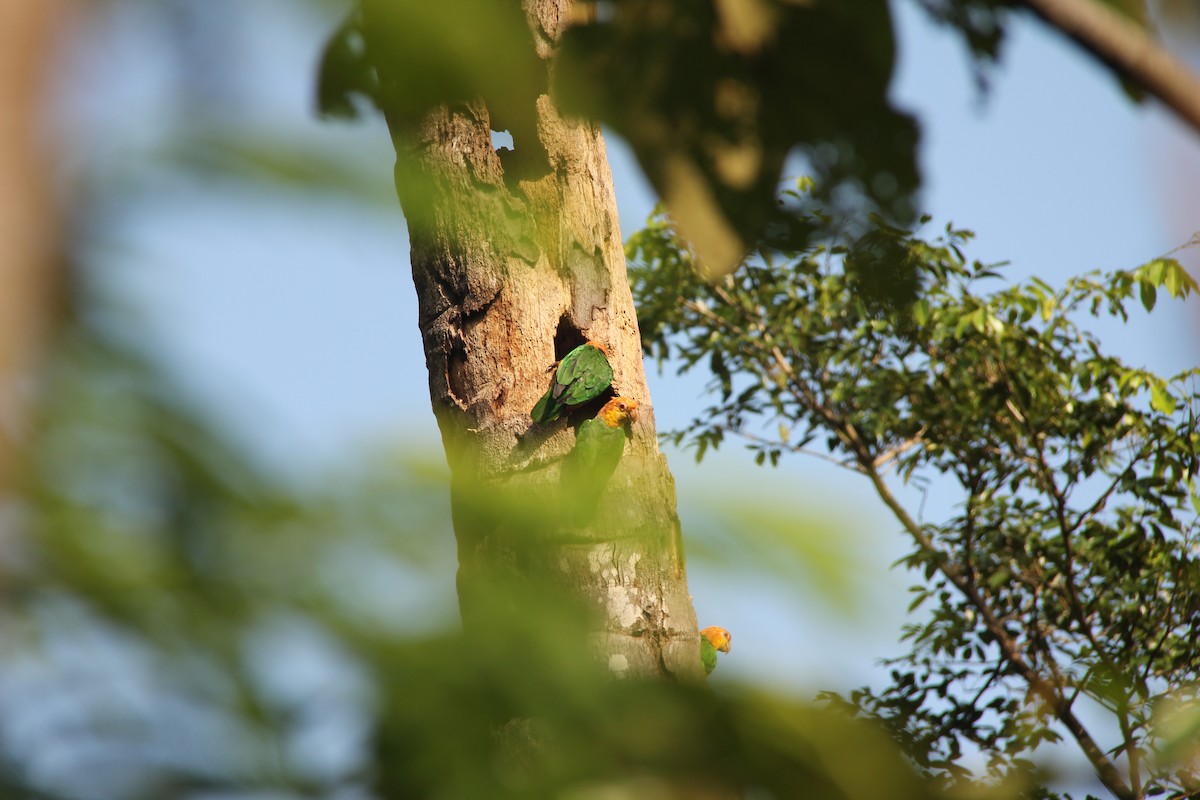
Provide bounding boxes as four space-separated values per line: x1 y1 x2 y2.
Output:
371 0 702 681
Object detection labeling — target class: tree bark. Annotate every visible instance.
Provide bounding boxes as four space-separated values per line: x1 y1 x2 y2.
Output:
371 0 702 681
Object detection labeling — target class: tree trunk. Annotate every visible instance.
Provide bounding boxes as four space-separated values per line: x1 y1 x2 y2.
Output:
372 0 702 681
0 0 67 505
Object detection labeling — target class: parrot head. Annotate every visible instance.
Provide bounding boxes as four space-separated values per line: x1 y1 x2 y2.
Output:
584 339 610 356
598 396 639 427
701 626 731 653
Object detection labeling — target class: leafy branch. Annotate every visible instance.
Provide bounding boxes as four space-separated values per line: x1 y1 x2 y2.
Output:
629 200 1200 798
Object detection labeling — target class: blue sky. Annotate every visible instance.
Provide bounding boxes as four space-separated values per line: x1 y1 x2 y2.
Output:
59 0 1200 780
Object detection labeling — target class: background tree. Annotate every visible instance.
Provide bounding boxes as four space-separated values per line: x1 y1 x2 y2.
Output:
0 0 67 500
628 202 1200 799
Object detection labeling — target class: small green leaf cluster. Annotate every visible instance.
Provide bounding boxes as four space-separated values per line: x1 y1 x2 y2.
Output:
628 204 1200 797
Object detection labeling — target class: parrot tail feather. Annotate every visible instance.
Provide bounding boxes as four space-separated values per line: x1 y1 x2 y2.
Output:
531 392 558 423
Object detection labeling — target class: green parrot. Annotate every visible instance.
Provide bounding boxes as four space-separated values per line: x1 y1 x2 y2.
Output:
700 626 731 675
561 396 638 520
531 341 613 423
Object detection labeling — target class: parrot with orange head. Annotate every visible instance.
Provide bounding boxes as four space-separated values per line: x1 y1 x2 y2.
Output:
531 341 613 423
700 626 731 675
561 396 638 521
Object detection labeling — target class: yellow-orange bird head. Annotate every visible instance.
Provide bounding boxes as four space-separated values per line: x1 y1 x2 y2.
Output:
598 396 639 427
701 625 732 653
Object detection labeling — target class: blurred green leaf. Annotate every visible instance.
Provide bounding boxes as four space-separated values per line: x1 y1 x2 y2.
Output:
360 0 545 156
556 0 919 276
3 306 948 800
316 5 378 119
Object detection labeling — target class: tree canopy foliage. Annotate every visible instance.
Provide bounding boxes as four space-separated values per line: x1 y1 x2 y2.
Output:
628 196 1200 798
325 0 925 276
322 0 1200 281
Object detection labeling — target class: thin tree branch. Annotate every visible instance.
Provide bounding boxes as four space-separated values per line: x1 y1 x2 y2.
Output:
1117 701 1142 798
1073 457 1141 531
872 428 928 470
860 458 1136 800
1004 390 1124 688
1022 0 1200 136
730 426 861 472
